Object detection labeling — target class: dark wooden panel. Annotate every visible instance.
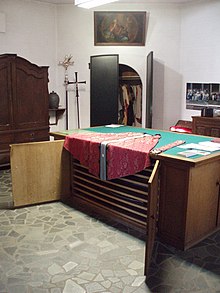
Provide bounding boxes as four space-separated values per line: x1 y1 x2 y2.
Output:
0 57 12 131
13 57 49 129
146 51 153 128
90 55 119 126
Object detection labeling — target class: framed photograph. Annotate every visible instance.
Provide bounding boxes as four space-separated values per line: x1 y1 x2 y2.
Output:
186 82 220 110
94 11 147 46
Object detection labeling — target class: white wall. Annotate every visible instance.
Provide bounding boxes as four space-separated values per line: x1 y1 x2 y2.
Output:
0 0 57 96
56 2 182 130
1 0 219 131
180 0 220 121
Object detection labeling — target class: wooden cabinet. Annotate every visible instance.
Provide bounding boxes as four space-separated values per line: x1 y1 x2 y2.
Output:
158 155 220 250
50 128 220 251
192 116 220 137
0 54 49 166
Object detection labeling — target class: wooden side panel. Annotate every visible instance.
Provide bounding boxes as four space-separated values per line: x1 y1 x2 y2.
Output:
158 161 189 250
10 140 71 207
145 160 159 276
217 181 220 227
185 160 220 245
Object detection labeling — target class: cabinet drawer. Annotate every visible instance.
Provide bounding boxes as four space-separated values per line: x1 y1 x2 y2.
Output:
0 150 10 166
192 117 220 137
196 126 220 137
210 128 220 137
14 129 49 143
0 133 14 144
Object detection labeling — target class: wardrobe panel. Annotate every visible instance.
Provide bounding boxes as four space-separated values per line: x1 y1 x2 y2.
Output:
90 55 119 126
0 58 12 130
146 51 153 128
13 57 49 129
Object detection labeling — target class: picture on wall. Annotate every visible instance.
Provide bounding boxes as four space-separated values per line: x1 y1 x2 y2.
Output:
186 82 220 110
94 11 147 46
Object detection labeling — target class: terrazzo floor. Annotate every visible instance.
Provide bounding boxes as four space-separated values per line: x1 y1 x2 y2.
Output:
0 168 220 293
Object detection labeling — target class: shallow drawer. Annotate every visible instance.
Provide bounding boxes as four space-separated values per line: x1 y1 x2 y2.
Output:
0 133 14 144
0 150 10 166
14 129 49 143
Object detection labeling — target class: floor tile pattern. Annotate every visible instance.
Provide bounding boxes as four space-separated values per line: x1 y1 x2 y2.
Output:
0 169 13 209
0 169 220 293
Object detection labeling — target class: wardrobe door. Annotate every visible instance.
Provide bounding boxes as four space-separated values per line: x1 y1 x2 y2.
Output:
144 160 160 277
12 57 49 130
0 56 12 131
146 51 153 128
90 55 119 126
0 55 14 166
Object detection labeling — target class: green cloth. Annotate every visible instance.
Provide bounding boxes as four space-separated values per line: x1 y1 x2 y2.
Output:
59 125 216 158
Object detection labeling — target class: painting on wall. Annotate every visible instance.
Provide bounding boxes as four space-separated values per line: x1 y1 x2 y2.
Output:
94 11 147 46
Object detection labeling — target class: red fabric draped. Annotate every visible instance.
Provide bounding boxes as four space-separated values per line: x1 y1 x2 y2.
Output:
64 132 160 180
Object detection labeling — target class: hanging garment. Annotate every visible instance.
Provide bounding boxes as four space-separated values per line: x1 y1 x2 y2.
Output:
121 85 130 125
132 84 142 126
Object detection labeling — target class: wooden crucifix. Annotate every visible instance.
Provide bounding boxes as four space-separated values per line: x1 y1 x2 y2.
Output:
66 72 86 129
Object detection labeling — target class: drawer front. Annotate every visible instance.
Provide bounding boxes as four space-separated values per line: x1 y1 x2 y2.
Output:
210 128 220 137
192 117 220 137
0 133 14 151
0 150 10 166
0 133 13 166
197 127 220 137
14 129 49 143
195 126 206 136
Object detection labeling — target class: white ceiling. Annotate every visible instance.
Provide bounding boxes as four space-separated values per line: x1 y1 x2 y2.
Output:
36 0 196 4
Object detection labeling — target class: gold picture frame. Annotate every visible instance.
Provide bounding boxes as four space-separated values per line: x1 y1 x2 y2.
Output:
94 11 147 46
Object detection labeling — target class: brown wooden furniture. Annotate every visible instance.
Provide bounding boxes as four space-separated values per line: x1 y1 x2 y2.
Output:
10 129 220 276
156 151 220 250
0 54 49 167
69 149 220 251
192 116 220 137
50 129 220 251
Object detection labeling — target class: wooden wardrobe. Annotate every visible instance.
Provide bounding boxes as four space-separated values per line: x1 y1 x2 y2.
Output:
90 52 153 128
0 54 49 167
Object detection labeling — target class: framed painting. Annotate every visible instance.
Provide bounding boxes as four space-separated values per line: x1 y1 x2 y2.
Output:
94 11 147 46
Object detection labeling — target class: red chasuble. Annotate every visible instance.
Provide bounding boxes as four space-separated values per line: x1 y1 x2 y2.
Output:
64 132 160 180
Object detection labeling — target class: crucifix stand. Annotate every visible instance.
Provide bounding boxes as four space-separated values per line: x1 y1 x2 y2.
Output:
65 72 86 129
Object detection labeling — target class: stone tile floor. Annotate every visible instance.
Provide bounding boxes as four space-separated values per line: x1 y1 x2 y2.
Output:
0 168 220 293
0 168 13 209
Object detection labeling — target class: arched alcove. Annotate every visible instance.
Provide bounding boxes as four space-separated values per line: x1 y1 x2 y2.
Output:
90 54 152 127
119 64 142 127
